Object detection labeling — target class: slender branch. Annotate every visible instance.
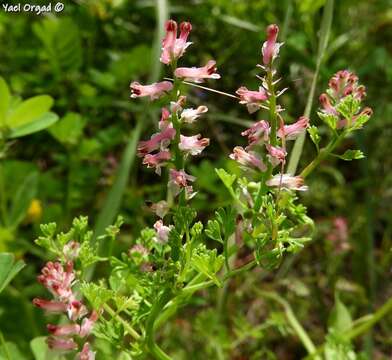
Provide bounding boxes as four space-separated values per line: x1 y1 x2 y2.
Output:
103 304 141 340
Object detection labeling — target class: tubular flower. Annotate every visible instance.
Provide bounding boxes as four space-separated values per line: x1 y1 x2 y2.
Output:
153 220 172 244
170 95 187 113
179 134 210 155
236 86 268 113
80 311 99 337
47 337 78 351
266 174 308 191
241 120 270 147
278 116 309 140
47 323 81 337
168 169 196 198
266 144 287 167
63 241 80 261
76 343 96 360
137 127 176 157
142 151 172 175
160 20 192 65
67 300 88 321
262 24 282 65
319 93 338 115
230 146 267 171
130 81 173 100
174 60 221 83
32 298 68 314
180 106 208 123
159 108 171 130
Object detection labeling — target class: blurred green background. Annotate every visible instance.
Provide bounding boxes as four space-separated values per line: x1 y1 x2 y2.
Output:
0 0 391 358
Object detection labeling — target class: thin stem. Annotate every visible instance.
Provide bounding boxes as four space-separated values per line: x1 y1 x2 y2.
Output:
300 131 345 178
103 303 141 340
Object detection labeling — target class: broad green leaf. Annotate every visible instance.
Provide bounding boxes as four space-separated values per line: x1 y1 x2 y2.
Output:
205 220 222 243
328 294 352 333
337 149 365 161
7 95 53 128
8 112 58 139
49 112 86 145
30 337 50 360
0 77 10 126
0 253 25 294
9 172 38 228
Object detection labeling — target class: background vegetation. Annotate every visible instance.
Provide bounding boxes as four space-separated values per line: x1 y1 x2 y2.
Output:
0 0 391 358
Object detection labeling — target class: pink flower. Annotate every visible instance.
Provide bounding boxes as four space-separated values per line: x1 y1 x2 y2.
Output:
230 146 267 171
159 108 171 130
76 343 96 360
170 95 187 113
262 24 282 65
241 120 270 147
63 241 80 261
168 169 196 197
153 220 172 244
143 151 172 175
37 261 75 301
67 300 88 321
319 93 338 116
47 337 78 351
327 217 350 252
137 127 176 157
160 20 192 65
266 144 287 167
32 298 68 314
266 174 308 191
179 134 210 155
180 106 208 123
174 60 221 83
129 244 149 257
130 81 173 100
47 323 80 337
236 86 268 113
80 311 99 337
328 70 366 101
278 116 309 140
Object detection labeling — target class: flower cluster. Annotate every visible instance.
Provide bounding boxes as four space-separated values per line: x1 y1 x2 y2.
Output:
319 70 372 130
33 246 97 359
230 24 308 191
131 19 220 243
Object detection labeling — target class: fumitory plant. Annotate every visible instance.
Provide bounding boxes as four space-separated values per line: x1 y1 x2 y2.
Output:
32 19 375 360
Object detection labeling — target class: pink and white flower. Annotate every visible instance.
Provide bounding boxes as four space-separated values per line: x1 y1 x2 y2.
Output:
47 323 80 337
76 343 96 360
170 95 187 113
37 261 75 301
319 93 338 115
236 86 268 113
278 116 309 140
153 220 172 244
33 298 68 314
137 127 176 157
159 108 171 130
67 300 88 321
168 169 196 197
80 311 99 337
179 134 210 155
130 81 173 100
262 24 282 65
180 106 208 123
266 144 287 167
337 107 373 129
160 20 192 65
142 151 172 175
63 241 80 261
241 120 270 147
46 337 78 351
266 174 308 191
328 70 366 101
174 60 221 83
230 146 267 171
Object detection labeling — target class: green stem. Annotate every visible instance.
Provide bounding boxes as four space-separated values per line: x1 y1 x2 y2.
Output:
0 161 8 227
103 304 141 340
300 131 345 178
145 289 173 360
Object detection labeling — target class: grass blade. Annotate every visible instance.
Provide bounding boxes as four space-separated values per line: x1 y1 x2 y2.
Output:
287 0 334 175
